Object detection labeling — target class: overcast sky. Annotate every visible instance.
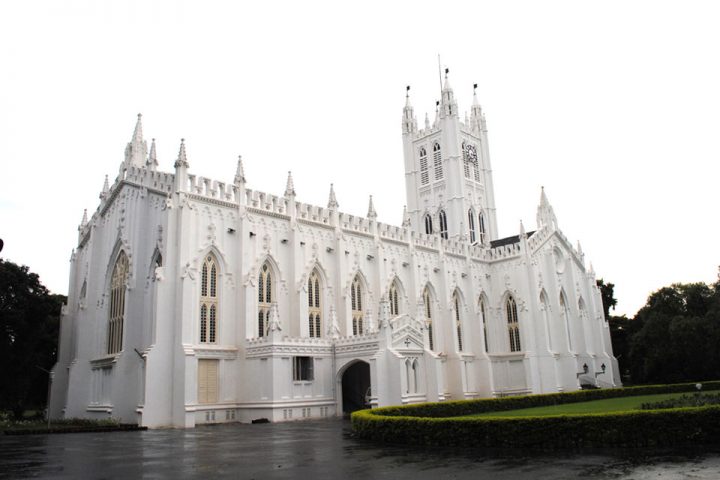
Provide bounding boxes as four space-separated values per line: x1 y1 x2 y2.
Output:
1 0 719 317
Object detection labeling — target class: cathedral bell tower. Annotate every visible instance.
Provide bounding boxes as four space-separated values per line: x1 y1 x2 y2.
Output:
402 71 498 244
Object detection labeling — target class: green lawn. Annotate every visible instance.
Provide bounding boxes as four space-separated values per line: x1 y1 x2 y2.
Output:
462 392 696 418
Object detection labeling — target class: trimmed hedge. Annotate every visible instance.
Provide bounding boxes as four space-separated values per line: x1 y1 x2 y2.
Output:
351 382 720 448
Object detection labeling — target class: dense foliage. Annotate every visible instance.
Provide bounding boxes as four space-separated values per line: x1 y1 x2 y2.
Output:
0 259 65 418
352 382 720 448
602 276 720 385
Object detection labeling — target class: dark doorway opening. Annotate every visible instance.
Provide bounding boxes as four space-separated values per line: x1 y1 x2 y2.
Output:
341 361 371 414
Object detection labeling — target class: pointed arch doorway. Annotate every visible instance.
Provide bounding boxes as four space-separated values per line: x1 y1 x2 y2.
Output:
340 361 371 414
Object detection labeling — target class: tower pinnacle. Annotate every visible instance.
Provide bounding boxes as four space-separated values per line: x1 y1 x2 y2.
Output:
367 195 377 219
284 171 296 198
402 85 417 135
174 138 189 169
234 155 246 185
147 138 158 169
327 183 338 210
124 113 148 168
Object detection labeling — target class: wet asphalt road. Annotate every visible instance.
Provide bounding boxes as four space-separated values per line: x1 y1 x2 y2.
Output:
2 418 720 479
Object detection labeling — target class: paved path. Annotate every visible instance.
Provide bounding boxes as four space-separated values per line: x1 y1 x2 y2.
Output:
2 419 720 479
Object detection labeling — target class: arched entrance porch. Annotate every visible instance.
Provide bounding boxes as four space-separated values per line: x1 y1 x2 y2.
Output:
340 361 371 414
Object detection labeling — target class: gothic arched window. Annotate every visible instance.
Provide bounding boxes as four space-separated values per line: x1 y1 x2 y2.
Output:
506 295 521 352
423 287 434 351
462 142 471 178
478 211 486 245
560 292 573 352
351 275 364 335
258 263 273 337
419 147 429 185
540 291 553 352
308 270 322 338
200 254 219 343
424 214 433 234
453 291 464 352
108 251 128 354
468 209 476 243
439 210 448 239
389 281 400 316
433 142 443 180
479 296 488 353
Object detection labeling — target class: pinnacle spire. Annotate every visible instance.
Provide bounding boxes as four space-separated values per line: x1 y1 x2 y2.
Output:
442 68 452 91
519 219 526 237
284 171 296 197
174 138 189 169
402 85 417 134
234 155 246 185
327 183 338 209
147 138 158 168
125 113 148 168
537 186 558 230
402 205 411 228
80 209 88 227
100 175 109 199
367 195 377 219
132 113 143 144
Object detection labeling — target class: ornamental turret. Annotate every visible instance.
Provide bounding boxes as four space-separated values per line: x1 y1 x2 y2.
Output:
124 113 148 169
173 139 189 192
402 86 417 135
536 187 558 231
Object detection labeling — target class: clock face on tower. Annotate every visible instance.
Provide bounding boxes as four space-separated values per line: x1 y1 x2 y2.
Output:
466 144 477 161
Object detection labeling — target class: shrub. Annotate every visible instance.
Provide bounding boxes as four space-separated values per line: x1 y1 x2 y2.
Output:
351 382 720 448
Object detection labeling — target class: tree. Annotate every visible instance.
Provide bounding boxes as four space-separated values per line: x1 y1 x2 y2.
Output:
0 259 64 418
596 278 618 319
628 282 720 384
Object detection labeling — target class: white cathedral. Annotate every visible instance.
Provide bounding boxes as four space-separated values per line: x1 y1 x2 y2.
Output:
50 73 620 428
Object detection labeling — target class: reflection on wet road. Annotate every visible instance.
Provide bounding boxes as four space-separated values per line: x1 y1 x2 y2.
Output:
1 419 719 479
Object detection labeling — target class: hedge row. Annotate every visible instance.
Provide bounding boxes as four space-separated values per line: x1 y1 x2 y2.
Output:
351 382 720 448
364 381 720 418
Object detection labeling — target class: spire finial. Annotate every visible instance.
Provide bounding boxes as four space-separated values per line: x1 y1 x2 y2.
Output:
147 138 158 168
125 113 148 168
100 175 110 199
537 186 557 230
367 195 377 219
519 219 526 238
174 138 189 169
284 171 296 197
234 155 246 185
132 113 143 144
402 205 411 228
80 208 88 227
327 183 338 209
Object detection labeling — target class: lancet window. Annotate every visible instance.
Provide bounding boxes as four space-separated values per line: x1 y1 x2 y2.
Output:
560 292 573 352
258 263 273 337
424 214 433 234
108 251 128 354
478 211 486 245
200 254 219 343
351 275 364 335
479 297 488 353
506 295 521 352
453 291 464 352
423 287 434 351
389 281 400 316
419 147 429 185
439 210 448 239
468 209 476 243
308 270 322 338
433 142 443 180
462 142 471 178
